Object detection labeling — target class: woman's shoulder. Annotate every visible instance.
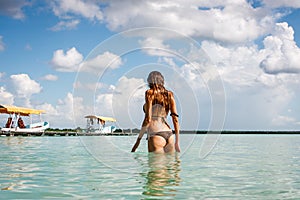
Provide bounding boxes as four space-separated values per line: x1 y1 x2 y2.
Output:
145 88 174 97
145 89 154 101
145 89 152 94
167 90 174 97
145 89 153 96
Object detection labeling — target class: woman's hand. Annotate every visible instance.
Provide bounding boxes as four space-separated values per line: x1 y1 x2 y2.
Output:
131 138 141 152
175 142 180 153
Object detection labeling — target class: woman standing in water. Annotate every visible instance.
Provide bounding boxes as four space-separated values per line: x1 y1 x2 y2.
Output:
131 71 180 153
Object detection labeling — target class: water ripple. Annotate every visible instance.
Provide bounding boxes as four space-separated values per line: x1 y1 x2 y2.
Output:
0 135 300 199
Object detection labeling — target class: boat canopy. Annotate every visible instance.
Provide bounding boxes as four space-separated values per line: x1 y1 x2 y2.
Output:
85 115 116 122
0 105 45 116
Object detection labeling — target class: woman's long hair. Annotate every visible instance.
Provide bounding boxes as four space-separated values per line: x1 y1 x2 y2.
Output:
147 71 170 113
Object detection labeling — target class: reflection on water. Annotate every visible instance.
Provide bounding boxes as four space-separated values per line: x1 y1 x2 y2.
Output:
141 153 181 197
1 136 25 146
1 135 300 199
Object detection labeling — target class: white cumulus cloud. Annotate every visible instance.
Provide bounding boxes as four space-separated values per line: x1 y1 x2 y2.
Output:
95 93 114 117
103 0 275 43
51 48 122 74
112 76 146 128
51 0 103 21
10 74 42 98
139 37 173 57
50 19 80 31
0 86 14 105
263 0 300 8
8 74 42 108
41 74 58 81
79 51 123 73
260 22 300 74
51 47 83 72
155 32 300 130
40 92 85 128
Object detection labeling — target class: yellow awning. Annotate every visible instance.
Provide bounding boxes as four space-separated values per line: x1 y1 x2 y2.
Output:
85 115 116 122
0 105 45 116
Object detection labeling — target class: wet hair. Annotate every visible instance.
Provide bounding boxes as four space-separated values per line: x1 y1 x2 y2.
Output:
146 71 169 113
147 71 164 89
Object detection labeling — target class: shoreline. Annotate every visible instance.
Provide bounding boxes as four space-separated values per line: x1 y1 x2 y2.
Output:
0 130 300 137
190 130 300 134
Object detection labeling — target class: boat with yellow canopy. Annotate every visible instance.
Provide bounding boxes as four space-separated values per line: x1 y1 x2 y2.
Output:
85 115 117 134
0 104 49 133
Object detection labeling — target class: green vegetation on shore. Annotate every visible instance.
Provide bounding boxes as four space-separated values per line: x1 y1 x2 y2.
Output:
45 128 300 134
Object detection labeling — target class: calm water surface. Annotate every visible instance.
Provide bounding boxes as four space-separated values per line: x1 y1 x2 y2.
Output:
0 134 300 199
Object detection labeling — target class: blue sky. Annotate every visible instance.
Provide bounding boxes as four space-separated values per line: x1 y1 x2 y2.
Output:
0 0 300 131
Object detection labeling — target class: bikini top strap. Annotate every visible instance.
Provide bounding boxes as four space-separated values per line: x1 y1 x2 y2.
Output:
163 117 171 129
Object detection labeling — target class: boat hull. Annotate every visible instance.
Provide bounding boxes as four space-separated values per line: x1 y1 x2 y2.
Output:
1 122 49 133
87 125 116 134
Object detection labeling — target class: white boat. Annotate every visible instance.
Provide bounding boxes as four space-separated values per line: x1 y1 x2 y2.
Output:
85 115 117 134
0 105 49 133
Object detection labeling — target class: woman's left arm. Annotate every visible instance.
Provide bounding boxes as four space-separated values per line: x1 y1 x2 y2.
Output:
131 90 152 152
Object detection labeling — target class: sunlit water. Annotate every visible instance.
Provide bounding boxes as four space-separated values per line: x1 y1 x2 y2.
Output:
0 134 300 199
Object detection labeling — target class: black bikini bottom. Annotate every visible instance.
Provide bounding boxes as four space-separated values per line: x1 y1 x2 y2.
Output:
149 131 173 141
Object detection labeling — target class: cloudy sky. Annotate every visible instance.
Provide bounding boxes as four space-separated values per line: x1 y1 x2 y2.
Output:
0 0 300 131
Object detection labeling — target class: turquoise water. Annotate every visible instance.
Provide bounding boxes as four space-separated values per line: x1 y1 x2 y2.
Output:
0 134 300 199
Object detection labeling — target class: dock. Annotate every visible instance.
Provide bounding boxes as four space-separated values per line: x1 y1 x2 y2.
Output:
0 131 138 137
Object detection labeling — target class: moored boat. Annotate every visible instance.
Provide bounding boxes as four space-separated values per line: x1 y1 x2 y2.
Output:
0 104 49 133
85 115 117 134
